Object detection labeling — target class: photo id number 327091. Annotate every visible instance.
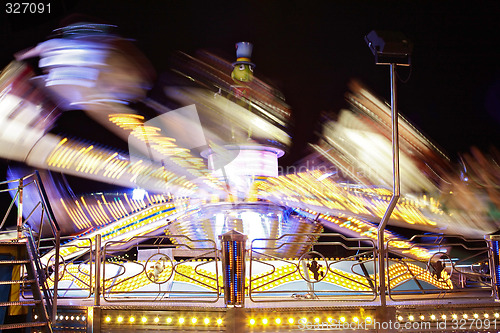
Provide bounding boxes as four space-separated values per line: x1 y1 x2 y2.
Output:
452 318 497 330
5 3 51 14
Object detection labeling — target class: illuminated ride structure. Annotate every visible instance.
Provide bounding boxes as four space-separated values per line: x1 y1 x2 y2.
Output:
1 25 500 332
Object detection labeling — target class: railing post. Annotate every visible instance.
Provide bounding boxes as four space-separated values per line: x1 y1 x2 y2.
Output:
53 230 60 321
94 234 101 306
17 178 23 239
377 63 401 309
485 235 500 300
219 230 247 307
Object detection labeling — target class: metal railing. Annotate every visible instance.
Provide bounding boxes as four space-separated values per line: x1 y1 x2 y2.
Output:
101 235 220 303
35 236 94 299
386 234 494 301
249 233 377 302
26 229 500 308
0 171 61 322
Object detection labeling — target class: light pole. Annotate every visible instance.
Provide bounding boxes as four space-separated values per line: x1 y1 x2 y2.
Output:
365 30 412 310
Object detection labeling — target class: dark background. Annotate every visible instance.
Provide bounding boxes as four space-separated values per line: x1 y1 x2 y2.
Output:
1 0 499 181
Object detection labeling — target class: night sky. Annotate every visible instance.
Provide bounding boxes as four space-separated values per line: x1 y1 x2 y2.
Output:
1 0 500 169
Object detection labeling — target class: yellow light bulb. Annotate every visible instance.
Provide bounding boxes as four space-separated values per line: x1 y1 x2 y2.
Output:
179 317 185 324
105 316 111 322
141 317 147 323
154 317 159 323
275 318 282 324
117 316 123 323
204 318 210 324
249 319 256 325
262 318 268 325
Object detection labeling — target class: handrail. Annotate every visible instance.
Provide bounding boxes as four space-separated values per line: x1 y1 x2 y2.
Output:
33 170 60 321
33 171 61 237
377 63 401 310
26 227 53 323
0 171 61 323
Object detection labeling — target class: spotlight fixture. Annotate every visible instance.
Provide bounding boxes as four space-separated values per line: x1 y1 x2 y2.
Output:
365 30 412 66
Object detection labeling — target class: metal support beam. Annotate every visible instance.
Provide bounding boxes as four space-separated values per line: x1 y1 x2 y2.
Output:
17 178 23 239
377 63 401 310
94 234 101 306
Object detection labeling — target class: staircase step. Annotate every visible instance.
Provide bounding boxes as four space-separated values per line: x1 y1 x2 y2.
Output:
0 300 42 306
0 259 30 264
0 239 26 245
0 321 48 330
0 279 35 285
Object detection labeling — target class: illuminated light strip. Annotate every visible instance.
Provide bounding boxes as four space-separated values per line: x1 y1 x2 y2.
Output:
108 160 126 179
58 195 175 250
131 199 141 211
103 158 123 178
96 200 111 222
111 114 210 179
139 199 146 209
113 160 129 179
75 145 94 172
101 195 120 221
99 207 176 240
84 150 101 175
107 199 122 219
46 143 64 167
81 197 103 225
90 199 109 225
117 198 129 216
71 146 88 171
115 161 129 179
261 170 440 227
145 193 152 205
100 152 118 176
128 159 144 175
123 193 134 211
111 200 125 217
60 199 86 229
71 205 89 229
88 152 105 175
56 145 73 169
51 141 71 168
74 200 92 228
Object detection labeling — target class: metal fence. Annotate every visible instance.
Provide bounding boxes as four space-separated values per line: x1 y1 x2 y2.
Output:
34 236 94 299
249 233 377 302
0 171 61 322
101 235 220 303
386 235 494 301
